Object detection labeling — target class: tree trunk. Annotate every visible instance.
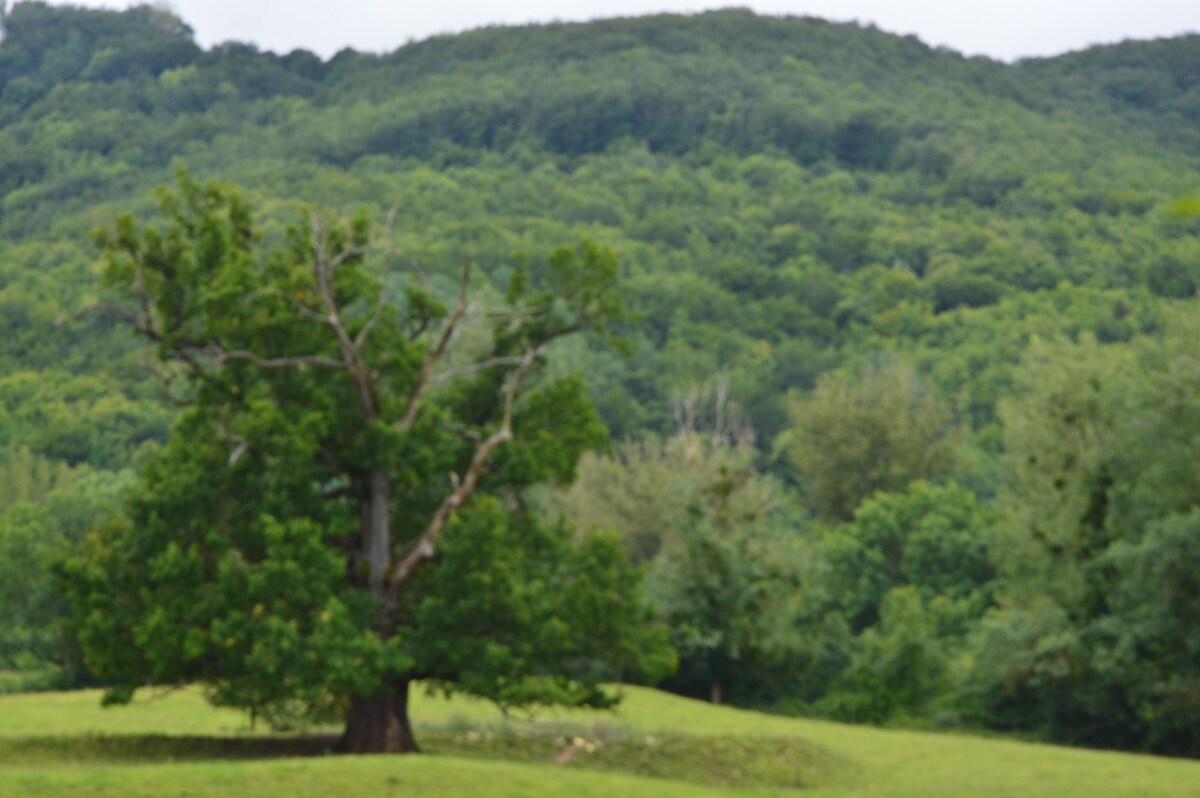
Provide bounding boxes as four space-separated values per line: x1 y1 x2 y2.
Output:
710 680 722 705
362 467 391 596
337 680 418 754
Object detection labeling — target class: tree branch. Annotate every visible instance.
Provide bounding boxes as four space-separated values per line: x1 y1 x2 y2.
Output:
309 211 378 418
397 262 471 430
145 360 195 407
353 284 389 350
213 349 348 370
56 301 139 328
428 355 526 384
387 343 542 593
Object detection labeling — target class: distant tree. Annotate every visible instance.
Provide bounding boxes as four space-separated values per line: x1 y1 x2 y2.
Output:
546 383 803 707
647 457 802 706
0 461 130 681
990 335 1134 614
784 360 960 522
825 480 994 634
549 375 754 564
62 173 672 753
971 320 1200 753
819 586 949 724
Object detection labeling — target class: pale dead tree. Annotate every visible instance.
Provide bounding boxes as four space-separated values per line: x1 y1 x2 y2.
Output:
670 374 755 449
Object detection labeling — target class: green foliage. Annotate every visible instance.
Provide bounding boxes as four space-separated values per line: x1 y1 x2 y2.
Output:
549 432 752 564
408 499 675 708
548 431 803 704
0 460 131 678
0 446 77 506
784 360 961 522
968 313 1200 752
825 481 994 634
795 482 995 725
819 587 949 723
647 454 803 704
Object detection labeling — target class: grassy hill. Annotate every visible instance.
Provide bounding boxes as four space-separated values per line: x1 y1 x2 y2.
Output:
3 686 1200 797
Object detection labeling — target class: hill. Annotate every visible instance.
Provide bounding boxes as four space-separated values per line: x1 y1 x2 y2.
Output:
2 2 1198 445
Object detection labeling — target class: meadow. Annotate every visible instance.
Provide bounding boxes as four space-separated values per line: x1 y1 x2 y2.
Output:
2 686 1198 797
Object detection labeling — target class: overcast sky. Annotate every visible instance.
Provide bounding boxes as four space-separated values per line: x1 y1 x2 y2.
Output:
41 1 1200 62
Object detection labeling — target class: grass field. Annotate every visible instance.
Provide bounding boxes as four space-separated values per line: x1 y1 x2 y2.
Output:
2 685 1199 797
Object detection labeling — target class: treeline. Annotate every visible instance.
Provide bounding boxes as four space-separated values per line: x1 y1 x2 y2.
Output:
2 2 1200 755
547 320 1200 755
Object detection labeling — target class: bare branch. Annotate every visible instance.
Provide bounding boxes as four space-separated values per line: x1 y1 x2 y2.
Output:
214 349 347 370
233 285 334 330
406 317 432 342
322 484 356 501
213 422 251 467
145 360 194 407
353 283 388 350
228 442 249 466
388 343 542 593
397 262 472 430
59 304 225 403
309 211 379 418
429 355 526 384
55 301 143 329
294 298 334 326
329 244 372 270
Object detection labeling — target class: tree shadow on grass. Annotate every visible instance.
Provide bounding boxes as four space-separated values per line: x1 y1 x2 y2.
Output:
2 729 852 792
0 733 342 766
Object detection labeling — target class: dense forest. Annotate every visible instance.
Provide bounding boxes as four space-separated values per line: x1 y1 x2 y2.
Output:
2 1 1200 755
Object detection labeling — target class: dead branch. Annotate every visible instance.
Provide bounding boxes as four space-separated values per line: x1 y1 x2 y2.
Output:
213 349 347 370
145 360 194 407
397 262 472 430
353 284 389 350
309 211 380 417
387 343 542 593
55 301 140 329
428 355 526 384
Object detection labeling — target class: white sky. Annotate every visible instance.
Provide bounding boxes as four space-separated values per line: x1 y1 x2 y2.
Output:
35 1 1200 62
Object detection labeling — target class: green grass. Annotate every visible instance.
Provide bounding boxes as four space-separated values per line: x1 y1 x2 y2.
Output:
0 756 758 798
0 687 255 738
3 685 1200 797
0 668 64 695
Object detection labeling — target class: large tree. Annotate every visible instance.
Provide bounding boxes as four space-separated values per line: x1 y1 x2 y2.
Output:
62 173 671 753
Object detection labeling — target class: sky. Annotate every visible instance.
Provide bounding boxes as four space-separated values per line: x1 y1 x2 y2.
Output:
36 1 1200 62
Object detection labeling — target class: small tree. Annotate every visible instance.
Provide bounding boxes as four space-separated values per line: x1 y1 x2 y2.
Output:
62 172 671 753
553 429 803 706
647 459 802 706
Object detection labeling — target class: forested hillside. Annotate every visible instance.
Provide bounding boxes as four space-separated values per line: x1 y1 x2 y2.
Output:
2 1 1199 756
